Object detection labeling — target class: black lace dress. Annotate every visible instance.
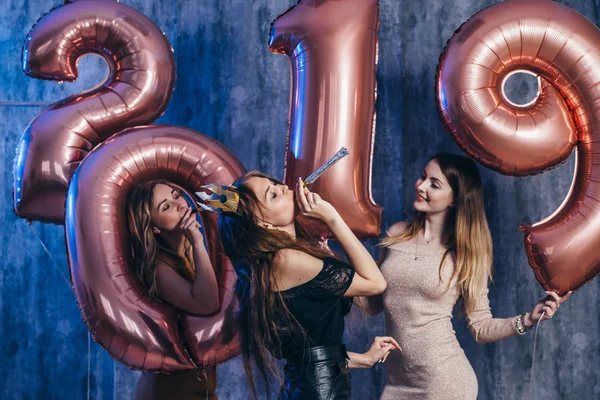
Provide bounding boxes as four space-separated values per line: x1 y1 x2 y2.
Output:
275 257 356 400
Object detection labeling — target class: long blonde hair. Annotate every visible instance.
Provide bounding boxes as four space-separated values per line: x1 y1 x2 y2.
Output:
382 153 493 313
126 180 195 301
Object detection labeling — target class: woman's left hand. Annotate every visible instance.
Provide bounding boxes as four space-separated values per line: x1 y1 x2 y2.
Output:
525 290 573 326
366 336 401 366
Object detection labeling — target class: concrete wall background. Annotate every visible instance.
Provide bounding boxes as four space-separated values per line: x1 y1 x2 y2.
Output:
1 1 598 398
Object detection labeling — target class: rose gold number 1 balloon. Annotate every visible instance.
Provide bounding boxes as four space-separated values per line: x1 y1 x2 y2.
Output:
436 0 600 295
269 0 382 238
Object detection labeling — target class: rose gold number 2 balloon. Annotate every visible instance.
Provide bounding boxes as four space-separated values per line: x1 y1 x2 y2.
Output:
269 0 383 238
436 0 600 294
15 0 175 223
66 126 243 371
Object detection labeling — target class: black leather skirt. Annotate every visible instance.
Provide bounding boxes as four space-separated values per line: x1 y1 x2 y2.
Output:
278 344 351 400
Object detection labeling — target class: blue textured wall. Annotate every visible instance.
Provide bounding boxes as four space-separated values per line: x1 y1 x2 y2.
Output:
2 0 599 399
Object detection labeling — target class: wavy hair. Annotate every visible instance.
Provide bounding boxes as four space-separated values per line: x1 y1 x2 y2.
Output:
126 180 194 300
218 171 334 399
382 153 493 313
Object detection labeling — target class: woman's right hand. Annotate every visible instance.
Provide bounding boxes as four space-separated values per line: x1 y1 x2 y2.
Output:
179 207 204 244
295 177 340 225
365 336 401 366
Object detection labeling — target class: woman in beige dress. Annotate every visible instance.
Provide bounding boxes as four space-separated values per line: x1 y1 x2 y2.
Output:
365 153 572 400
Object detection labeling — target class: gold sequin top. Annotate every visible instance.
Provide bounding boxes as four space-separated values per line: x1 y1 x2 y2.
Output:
379 240 520 399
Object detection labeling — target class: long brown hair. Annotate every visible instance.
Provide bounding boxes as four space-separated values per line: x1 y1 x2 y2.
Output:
218 171 334 399
126 180 194 300
382 153 493 313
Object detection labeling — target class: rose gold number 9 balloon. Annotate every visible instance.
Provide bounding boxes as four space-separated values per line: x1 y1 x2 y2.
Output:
66 126 244 371
15 0 175 223
436 0 600 295
269 0 382 238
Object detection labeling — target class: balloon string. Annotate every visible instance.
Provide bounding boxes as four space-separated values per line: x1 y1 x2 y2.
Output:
88 332 91 400
29 224 89 396
28 223 73 291
528 310 546 400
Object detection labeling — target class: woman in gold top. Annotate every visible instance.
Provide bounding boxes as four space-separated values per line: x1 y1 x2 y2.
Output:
365 153 572 400
126 180 220 400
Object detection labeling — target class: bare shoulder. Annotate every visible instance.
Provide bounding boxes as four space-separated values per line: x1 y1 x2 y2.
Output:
273 248 323 272
154 260 174 276
272 249 324 291
154 260 187 283
387 221 409 237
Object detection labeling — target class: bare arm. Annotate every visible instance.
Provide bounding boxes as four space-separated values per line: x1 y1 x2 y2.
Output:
295 179 386 297
155 249 220 315
347 352 374 368
189 240 220 311
347 336 401 368
156 208 220 315
327 215 386 297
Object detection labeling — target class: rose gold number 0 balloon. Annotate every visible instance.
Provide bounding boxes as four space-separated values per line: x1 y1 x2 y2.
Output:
436 0 600 294
66 126 243 371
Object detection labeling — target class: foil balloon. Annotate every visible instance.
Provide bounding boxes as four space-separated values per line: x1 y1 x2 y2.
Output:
65 126 244 371
269 0 382 239
15 0 176 223
436 0 600 294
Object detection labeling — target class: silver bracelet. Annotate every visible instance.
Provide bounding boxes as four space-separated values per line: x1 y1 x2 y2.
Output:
515 314 528 335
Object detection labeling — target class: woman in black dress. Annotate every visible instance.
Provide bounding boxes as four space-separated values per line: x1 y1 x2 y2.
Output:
214 171 400 399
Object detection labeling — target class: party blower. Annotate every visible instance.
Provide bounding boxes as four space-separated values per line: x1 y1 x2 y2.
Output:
195 147 350 212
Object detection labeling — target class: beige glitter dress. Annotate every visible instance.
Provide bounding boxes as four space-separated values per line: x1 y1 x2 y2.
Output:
379 241 520 400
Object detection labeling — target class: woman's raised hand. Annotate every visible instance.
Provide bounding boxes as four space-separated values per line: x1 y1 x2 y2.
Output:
295 177 339 225
526 290 573 326
179 206 203 243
